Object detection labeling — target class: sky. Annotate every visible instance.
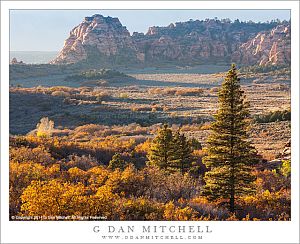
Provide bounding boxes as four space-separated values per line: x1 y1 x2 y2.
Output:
10 10 290 51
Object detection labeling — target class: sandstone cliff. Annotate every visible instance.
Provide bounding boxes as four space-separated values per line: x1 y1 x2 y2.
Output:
51 14 138 64
232 25 291 66
51 15 290 67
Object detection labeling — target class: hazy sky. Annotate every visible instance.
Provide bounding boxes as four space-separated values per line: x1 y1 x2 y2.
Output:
10 10 290 51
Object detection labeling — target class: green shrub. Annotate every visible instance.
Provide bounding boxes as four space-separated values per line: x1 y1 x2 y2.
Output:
254 109 291 123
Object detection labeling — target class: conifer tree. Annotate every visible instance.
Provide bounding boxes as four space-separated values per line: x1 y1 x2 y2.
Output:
108 153 125 170
202 64 258 213
172 130 193 174
147 124 175 171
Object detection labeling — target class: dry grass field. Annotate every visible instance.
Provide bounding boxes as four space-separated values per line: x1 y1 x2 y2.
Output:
10 69 290 161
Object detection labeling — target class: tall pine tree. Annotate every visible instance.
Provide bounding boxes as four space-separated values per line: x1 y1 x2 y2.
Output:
147 125 193 173
172 130 193 174
203 64 258 213
147 124 175 170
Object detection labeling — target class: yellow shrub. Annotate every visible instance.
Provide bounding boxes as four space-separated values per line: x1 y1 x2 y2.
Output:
134 139 152 154
163 201 197 221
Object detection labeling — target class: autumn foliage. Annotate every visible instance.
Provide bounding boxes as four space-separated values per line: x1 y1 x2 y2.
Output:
9 127 290 221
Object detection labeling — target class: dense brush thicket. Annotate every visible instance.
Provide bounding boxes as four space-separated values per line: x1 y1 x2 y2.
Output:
9 125 290 221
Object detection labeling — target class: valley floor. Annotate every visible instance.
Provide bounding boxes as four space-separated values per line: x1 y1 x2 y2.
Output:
8 67 291 221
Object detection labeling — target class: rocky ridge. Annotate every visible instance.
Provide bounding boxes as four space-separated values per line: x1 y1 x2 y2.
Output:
51 14 290 67
232 25 291 66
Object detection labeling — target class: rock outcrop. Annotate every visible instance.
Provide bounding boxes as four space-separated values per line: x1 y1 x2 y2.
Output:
51 15 290 67
51 14 138 64
231 25 291 66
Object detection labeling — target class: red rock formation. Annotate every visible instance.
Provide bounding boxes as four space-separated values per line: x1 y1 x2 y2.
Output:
51 15 290 67
51 14 137 64
232 25 290 66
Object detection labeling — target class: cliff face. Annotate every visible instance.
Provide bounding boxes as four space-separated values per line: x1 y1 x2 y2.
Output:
232 25 291 66
51 14 138 64
134 20 261 64
51 15 290 66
